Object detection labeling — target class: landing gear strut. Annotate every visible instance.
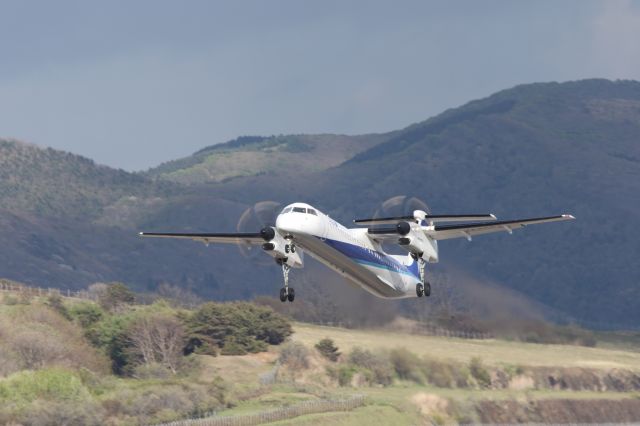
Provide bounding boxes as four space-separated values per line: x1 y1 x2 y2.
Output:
412 252 431 298
279 262 295 302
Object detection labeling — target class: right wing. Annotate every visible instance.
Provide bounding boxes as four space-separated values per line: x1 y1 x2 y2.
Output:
424 215 575 241
139 232 264 245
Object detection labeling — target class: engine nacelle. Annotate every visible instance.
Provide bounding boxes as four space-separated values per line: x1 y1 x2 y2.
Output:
397 226 439 263
260 227 303 268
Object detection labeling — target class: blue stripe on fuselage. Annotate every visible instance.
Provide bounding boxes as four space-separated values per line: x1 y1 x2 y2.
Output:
316 237 420 279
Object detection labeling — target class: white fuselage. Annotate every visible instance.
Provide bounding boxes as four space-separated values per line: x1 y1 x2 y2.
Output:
275 203 423 299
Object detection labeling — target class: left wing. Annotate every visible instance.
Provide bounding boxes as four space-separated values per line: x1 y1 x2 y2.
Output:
424 215 575 241
355 214 496 225
139 232 264 245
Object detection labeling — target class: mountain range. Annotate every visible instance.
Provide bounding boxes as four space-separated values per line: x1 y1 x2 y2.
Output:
1 79 638 328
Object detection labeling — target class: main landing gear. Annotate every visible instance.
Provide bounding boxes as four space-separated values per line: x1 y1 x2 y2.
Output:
412 253 431 298
416 281 431 298
278 262 295 302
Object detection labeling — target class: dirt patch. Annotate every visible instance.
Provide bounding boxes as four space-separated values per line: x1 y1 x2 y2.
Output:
509 375 535 390
528 367 640 392
478 399 640 424
411 392 449 417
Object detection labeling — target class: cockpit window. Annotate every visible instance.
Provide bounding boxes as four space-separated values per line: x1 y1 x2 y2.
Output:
292 207 306 213
282 207 292 214
307 209 317 215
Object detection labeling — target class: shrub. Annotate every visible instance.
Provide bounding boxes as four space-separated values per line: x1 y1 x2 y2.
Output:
116 382 226 423
389 348 423 383
132 363 173 380
0 346 20 377
45 294 70 319
421 358 457 388
328 364 359 386
4 306 109 373
279 342 310 370
99 282 135 312
469 357 491 388
315 338 340 362
11 329 67 369
68 302 104 328
220 334 267 355
86 314 134 375
348 347 393 386
0 368 89 403
22 400 105 426
185 302 292 355
3 294 18 305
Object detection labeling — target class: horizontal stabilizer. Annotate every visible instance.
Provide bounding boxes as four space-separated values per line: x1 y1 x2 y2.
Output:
354 214 497 225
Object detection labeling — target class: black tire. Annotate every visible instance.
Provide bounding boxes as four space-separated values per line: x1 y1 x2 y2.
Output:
287 288 295 302
279 288 288 302
424 282 431 297
416 283 424 297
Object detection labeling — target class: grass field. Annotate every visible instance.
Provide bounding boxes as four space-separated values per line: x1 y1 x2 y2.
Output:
194 322 640 425
4 289 640 425
291 322 640 371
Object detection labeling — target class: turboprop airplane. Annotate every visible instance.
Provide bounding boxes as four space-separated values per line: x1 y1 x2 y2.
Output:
139 203 574 302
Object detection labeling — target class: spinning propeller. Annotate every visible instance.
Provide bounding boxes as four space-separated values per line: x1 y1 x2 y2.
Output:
372 195 431 222
236 201 282 264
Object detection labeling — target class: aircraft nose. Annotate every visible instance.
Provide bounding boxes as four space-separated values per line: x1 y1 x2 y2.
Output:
276 212 316 236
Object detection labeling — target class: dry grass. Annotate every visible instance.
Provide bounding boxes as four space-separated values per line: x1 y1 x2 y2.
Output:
199 351 278 386
291 323 640 371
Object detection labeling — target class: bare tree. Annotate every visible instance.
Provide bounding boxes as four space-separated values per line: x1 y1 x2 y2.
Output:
87 283 108 302
128 313 185 374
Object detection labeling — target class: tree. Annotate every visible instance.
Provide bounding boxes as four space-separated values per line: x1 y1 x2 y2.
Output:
315 338 340 362
68 302 104 328
185 302 292 355
127 312 185 374
99 282 135 312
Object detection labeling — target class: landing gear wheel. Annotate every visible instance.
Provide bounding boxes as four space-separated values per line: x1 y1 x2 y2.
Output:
279 288 288 302
416 283 424 298
424 281 431 297
287 288 295 302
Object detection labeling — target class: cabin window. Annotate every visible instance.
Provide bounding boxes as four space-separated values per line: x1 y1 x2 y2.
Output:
307 209 317 215
292 207 306 213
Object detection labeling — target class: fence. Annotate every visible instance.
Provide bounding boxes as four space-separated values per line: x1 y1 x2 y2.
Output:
156 395 366 426
0 279 94 301
311 320 493 340
417 324 494 340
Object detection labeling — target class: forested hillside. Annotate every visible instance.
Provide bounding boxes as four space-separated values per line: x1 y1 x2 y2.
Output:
0 79 638 328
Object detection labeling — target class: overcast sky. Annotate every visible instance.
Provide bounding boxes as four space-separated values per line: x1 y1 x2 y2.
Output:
1 0 639 171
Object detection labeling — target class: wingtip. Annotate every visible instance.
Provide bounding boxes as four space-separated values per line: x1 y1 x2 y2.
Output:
562 214 576 220
138 232 145 236
489 214 497 220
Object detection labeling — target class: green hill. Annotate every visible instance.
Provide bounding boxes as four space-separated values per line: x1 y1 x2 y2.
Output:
146 133 389 184
0 139 170 220
0 79 639 329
